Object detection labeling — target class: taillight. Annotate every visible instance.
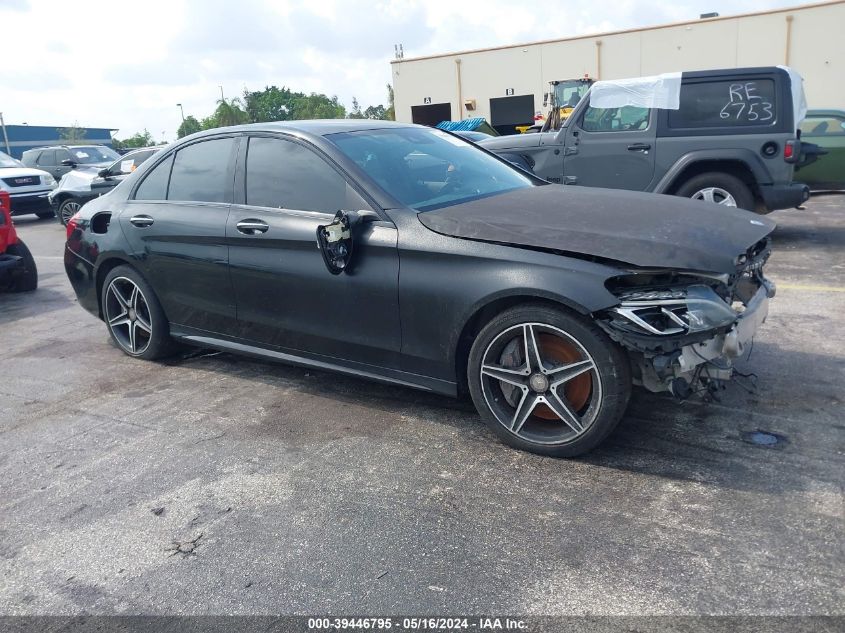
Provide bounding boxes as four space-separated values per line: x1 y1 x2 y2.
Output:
66 212 82 240
784 139 799 163
0 190 10 217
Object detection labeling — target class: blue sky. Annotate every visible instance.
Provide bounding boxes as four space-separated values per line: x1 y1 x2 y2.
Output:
0 0 808 140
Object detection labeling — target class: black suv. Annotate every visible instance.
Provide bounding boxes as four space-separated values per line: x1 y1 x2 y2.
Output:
481 67 810 213
21 145 121 182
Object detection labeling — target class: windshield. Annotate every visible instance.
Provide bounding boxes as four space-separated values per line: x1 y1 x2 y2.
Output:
554 80 591 108
68 146 120 164
0 151 23 168
329 127 534 211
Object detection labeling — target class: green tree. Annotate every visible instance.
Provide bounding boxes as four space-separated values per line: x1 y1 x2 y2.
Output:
363 104 388 120
242 85 296 122
177 115 202 138
58 123 86 143
291 93 346 120
348 97 365 119
386 83 395 121
115 129 154 149
198 98 250 131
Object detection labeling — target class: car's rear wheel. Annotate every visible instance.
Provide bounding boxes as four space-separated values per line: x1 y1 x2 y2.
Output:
467 304 631 457
101 266 175 360
4 241 38 292
676 172 755 211
58 199 82 226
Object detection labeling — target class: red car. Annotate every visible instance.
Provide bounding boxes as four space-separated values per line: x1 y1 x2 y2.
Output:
0 190 37 292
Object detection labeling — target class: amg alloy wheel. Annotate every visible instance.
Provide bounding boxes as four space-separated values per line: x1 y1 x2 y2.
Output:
468 305 631 457
101 265 175 360
105 277 153 355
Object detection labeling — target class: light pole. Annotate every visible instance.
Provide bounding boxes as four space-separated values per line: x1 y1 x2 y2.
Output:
176 103 185 121
218 86 224 102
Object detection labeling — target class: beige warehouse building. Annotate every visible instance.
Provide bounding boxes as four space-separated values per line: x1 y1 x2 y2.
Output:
391 1 845 133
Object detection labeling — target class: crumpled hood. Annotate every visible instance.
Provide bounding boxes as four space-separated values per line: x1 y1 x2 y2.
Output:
58 166 99 190
417 185 776 272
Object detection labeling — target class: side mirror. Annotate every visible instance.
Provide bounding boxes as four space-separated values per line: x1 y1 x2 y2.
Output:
316 209 379 275
97 168 111 178
61 158 77 168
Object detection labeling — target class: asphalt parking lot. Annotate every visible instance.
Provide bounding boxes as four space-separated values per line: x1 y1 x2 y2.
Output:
1 195 843 617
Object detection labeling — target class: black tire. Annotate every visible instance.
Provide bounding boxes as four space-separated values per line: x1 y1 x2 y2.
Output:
36 210 55 220
101 265 175 360
467 304 631 457
57 198 82 226
5 241 38 292
675 172 755 211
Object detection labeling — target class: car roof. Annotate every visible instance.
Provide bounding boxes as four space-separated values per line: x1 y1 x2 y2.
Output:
25 144 111 152
190 119 419 139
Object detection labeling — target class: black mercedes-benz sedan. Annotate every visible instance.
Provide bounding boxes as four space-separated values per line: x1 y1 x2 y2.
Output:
64 120 776 457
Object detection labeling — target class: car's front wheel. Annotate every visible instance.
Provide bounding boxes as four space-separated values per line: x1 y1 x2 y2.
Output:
467 304 631 457
101 266 175 360
57 198 82 226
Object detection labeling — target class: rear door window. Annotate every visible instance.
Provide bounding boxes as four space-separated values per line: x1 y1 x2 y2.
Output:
167 137 235 203
669 79 777 129
134 154 174 201
36 150 56 167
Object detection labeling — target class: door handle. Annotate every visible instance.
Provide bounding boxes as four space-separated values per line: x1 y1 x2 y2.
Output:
627 143 651 151
236 219 269 235
129 215 154 228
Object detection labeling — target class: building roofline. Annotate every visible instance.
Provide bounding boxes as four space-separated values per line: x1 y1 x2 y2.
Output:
390 0 844 65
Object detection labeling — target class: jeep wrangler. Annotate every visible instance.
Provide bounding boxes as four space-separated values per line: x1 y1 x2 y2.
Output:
480 66 811 213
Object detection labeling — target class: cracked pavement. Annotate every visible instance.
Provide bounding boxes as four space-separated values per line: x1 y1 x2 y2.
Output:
0 195 843 615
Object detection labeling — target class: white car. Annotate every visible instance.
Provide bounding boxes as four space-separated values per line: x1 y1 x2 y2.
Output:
0 150 57 219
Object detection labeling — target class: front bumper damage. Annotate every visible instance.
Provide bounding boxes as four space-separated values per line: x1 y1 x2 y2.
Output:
598 253 776 398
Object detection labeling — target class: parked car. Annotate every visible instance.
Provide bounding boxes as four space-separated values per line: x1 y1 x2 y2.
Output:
0 191 37 291
64 121 776 457
480 66 810 213
0 150 57 219
796 109 845 190
50 146 161 225
21 145 120 182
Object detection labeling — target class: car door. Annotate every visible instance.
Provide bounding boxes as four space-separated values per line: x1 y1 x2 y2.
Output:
227 134 401 368
562 104 656 190
54 148 77 180
798 113 845 190
119 135 238 334
35 149 60 180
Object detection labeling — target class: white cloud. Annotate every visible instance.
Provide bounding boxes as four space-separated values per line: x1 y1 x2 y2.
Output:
0 0 801 141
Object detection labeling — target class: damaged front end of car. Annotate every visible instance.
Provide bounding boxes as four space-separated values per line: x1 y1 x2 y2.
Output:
597 238 775 399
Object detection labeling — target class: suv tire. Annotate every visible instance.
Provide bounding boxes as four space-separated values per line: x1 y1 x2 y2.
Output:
676 172 755 211
467 304 631 457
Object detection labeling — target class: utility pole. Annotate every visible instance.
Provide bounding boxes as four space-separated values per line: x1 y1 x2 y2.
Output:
218 86 225 102
176 103 185 121
0 112 11 155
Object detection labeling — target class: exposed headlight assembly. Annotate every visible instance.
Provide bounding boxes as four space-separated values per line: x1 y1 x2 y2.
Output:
613 285 738 336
